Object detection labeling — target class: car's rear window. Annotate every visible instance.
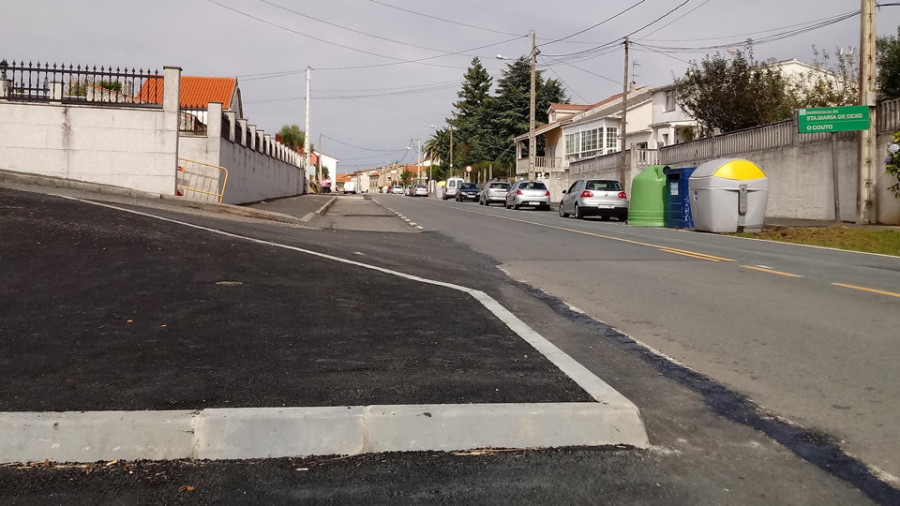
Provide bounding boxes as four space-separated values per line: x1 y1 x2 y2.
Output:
522 182 547 190
461 183 478 189
489 183 510 189
586 180 622 191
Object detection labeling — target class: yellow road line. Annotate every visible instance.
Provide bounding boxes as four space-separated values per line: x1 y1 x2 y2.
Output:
741 265 804 278
832 283 900 299
455 205 734 262
660 248 723 261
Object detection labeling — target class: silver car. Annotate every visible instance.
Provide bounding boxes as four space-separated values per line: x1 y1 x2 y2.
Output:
505 180 551 210
479 180 510 206
558 179 629 221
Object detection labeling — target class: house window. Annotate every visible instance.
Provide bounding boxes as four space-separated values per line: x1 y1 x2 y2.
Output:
665 90 676 112
605 127 618 152
565 132 580 157
581 128 599 155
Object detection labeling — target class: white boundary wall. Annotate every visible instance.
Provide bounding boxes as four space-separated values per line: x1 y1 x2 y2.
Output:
179 103 305 205
0 67 181 195
569 107 900 225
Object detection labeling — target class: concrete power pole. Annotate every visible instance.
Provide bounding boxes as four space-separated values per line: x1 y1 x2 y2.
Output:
620 37 629 188
304 66 312 190
858 0 877 224
529 31 537 181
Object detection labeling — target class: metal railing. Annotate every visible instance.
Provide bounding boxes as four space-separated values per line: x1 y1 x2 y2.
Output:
0 59 161 106
179 106 208 134
176 158 228 203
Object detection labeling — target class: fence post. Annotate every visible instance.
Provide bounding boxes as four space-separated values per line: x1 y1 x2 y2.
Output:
224 110 236 142
207 102 223 167
792 110 800 147
163 66 182 195
237 119 248 146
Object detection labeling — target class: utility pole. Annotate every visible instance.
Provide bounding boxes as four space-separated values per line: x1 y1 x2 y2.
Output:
858 0 877 224
620 37 629 188
529 31 537 181
449 125 454 178
416 139 421 181
304 66 312 190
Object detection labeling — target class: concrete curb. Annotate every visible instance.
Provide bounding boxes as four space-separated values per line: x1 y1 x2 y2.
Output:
300 196 338 222
0 169 306 225
0 402 647 463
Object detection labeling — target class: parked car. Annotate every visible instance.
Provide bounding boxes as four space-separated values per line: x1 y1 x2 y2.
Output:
455 182 480 202
558 179 629 221
506 180 551 210
479 180 510 206
413 184 428 197
391 185 403 194
442 177 465 200
343 181 357 194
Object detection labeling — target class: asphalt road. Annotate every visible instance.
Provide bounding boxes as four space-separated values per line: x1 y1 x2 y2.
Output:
378 193 900 488
0 184 894 504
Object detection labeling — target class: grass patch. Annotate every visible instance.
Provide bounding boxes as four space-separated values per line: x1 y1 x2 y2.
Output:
736 226 900 256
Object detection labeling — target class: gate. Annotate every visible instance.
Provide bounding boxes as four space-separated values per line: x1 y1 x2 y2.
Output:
176 158 228 203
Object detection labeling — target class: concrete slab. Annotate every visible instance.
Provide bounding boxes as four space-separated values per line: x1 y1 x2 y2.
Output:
0 411 195 463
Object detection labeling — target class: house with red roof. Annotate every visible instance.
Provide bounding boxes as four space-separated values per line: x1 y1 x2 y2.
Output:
137 75 243 133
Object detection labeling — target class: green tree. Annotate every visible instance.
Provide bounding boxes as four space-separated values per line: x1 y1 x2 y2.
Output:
878 27 900 100
400 170 413 186
488 57 567 164
278 124 306 150
450 58 493 167
790 46 859 108
675 45 793 136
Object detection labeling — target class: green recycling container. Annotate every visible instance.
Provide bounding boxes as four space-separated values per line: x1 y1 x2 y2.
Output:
628 165 668 227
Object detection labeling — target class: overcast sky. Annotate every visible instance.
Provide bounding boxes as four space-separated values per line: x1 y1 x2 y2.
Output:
5 1 900 172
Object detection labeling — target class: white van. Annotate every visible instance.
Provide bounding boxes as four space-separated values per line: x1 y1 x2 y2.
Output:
343 181 357 194
443 177 466 200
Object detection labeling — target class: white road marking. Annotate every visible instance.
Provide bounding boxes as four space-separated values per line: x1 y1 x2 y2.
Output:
58 195 636 407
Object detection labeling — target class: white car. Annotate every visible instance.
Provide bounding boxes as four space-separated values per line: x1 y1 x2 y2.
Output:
442 177 465 200
505 180 551 210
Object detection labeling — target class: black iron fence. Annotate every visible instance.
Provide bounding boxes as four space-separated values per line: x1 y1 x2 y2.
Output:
0 60 161 106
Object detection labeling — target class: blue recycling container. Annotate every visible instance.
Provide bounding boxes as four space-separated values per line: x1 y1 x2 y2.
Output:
663 166 696 228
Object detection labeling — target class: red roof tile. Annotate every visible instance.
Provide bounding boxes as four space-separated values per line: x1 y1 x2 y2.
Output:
136 76 236 109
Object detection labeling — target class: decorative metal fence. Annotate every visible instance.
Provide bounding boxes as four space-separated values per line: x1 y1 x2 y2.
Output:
0 60 161 106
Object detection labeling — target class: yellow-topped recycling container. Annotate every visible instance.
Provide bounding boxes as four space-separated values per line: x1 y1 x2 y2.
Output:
688 158 768 233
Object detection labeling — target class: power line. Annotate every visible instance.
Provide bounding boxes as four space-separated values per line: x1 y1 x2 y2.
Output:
206 0 482 70
636 0 713 40
260 0 494 59
626 0 694 39
367 0 523 37
639 9 856 43
322 134 416 153
243 81 459 104
638 10 859 53
538 0 648 48
538 55 590 102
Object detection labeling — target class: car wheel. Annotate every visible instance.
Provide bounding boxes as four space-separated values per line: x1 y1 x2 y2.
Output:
559 205 568 218
512 202 520 210
575 204 585 219
617 211 628 222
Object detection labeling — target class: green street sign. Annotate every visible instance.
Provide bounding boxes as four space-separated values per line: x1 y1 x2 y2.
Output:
797 106 870 133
